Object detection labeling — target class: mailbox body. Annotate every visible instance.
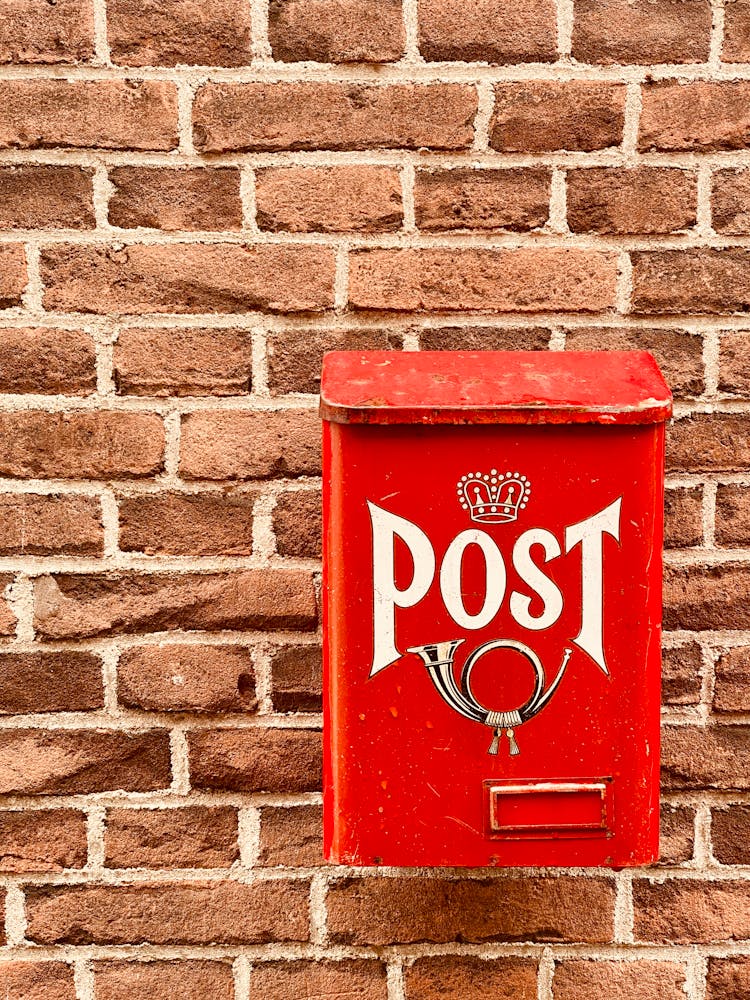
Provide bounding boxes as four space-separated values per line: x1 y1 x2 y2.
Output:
321 351 671 868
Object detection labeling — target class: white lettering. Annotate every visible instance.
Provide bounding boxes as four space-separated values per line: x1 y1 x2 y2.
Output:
510 529 563 630
440 529 506 630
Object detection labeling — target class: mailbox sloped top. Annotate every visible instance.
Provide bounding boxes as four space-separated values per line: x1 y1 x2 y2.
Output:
320 350 673 425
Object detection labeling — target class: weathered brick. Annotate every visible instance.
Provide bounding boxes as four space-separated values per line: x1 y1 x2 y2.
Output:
659 803 695 864
0 0 93 64
118 492 256 556
0 574 17 636
189 728 322 792
0 809 88 872
572 0 711 64
491 82 626 152
34 570 317 640
327 876 614 945
193 82 477 152
718 331 750 395
662 724 750 790
0 412 163 479
114 327 252 397
252 960 387 1000
724 0 750 62
712 169 750 234
0 651 103 714
567 167 696 234
667 414 750 472
0 244 27 306
0 328 96 395
256 165 402 233
180 410 320 480
258 804 324 867
712 805 750 864
26 880 309 944
104 807 238 869
270 643 323 713
274 490 321 558
634 878 750 942
269 0 405 62
41 243 335 314
664 487 703 548
109 167 242 232
414 168 551 232
664 564 750 630
713 645 750 712
94 961 234 1000
0 80 177 151
0 730 171 795
405 956 537 1000
716 486 750 546
267 328 400 395
118 644 257 713
418 0 556 62
419 326 551 351
108 0 252 66
0 166 94 229
706 957 750 1000
640 81 750 152
552 960 686 1000
563 327 704 399
632 250 750 314
0 962 74 999
0 494 102 556
349 248 618 312
662 642 702 705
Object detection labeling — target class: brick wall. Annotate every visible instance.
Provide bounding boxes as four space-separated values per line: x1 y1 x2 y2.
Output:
0 0 747 997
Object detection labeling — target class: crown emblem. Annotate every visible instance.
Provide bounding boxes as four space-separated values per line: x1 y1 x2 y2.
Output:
457 469 531 524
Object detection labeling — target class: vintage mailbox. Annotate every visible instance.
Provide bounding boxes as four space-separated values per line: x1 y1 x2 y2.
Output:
321 351 672 868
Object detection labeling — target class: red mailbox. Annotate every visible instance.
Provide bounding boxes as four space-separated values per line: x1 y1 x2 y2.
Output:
321 351 672 868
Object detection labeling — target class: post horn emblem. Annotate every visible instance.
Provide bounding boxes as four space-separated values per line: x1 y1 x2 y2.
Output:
407 639 572 756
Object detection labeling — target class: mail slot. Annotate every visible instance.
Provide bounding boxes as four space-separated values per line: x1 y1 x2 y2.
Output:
321 350 672 868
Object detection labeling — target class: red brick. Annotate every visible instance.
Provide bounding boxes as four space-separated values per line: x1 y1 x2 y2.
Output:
667 414 750 472
0 962 75 999
0 244 27 306
258 804 324 867
0 412 163 479
640 81 750 152
118 644 257 713
573 0 711 64
664 487 703 548
0 574 17 636
706 957 750 1000
94 961 234 1000
105 807 238 869
662 724 750 790
418 0 556 62
188 728 322 792
108 0 251 66
659 803 695 864
26 880 309 944
193 82 477 152
0 80 177 151
634 878 750 942
256 165 402 233
724 0 750 62
553 960 686 1000
274 490 321 558
713 645 750 712
0 809 87 871
662 642 702 705
0 0 93 64
252 960 386 1000
0 166 94 229
420 326 551 351
491 82 626 152
712 169 750 234
567 167 696 235
0 328 96 395
664 564 750 630
42 243 335 315
34 570 317 640
0 650 103 714
718 331 750 395
114 327 252 397
180 409 320 480
633 249 750 314
405 956 537 1000
0 730 171 795
0 494 102 556
327 876 614 945
270 643 323 713
269 0 405 62
563 327 704 399
712 805 750 864
716 486 750 546
119 492 256 556
267 328 400 395
414 168 550 232
109 167 241 232
349 248 618 312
